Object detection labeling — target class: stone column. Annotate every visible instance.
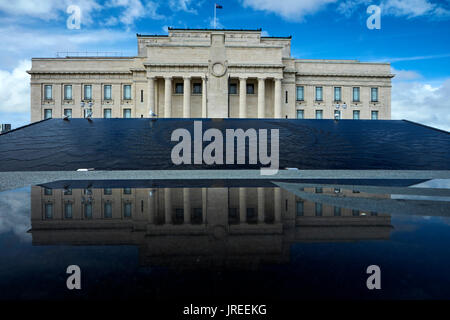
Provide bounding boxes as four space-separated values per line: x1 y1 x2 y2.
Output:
202 76 207 118
164 188 172 224
183 188 191 224
274 78 282 118
257 78 265 118
274 188 281 222
164 77 172 118
257 187 265 223
183 77 191 118
239 187 247 223
147 77 155 117
239 77 247 118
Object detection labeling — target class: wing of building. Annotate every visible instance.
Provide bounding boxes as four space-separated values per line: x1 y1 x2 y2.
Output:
28 28 394 121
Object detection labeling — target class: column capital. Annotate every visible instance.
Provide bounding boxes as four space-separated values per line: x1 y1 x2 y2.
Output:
257 77 267 81
183 76 191 80
239 76 248 81
164 76 173 80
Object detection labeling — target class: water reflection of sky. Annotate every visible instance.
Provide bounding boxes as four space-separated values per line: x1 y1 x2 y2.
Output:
1 182 450 300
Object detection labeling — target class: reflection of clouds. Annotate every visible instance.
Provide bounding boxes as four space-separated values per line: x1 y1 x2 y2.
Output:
0 187 31 242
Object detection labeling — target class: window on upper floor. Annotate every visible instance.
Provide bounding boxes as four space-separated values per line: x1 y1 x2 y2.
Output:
44 85 52 100
193 83 202 94
229 83 237 94
246 83 255 94
123 85 132 100
175 83 184 94
371 87 378 102
64 85 72 100
296 86 304 101
334 87 341 102
104 85 112 100
84 85 92 100
315 86 323 101
353 87 360 102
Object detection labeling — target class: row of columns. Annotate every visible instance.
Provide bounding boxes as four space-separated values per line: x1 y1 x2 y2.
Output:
239 77 282 119
148 76 283 119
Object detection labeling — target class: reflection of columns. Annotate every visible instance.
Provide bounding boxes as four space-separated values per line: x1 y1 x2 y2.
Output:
183 77 191 118
164 77 172 118
183 188 191 224
274 78 282 118
239 77 247 118
164 188 172 224
239 188 247 223
257 187 265 223
147 77 155 116
202 76 207 118
274 188 281 222
257 78 265 118
148 189 155 224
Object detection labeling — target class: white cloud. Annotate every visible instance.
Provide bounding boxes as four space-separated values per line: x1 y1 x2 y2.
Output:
105 0 164 26
0 60 31 114
391 67 422 81
241 0 337 21
392 78 450 132
169 0 197 14
338 0 450 19
0 0 102 24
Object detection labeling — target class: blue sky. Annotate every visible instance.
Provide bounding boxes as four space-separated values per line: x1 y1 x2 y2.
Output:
0 0 449 130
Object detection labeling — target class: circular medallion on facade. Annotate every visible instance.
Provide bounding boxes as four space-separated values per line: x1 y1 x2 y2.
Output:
211 62 227 77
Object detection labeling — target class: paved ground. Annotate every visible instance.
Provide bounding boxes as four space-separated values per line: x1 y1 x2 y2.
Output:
1 169 450 192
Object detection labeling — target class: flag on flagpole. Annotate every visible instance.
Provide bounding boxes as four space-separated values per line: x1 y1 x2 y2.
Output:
215 4 223 9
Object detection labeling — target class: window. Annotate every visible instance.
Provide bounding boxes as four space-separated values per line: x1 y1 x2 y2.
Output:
84 188 92 195
103 108 112 118
246 83 255 94
140 90 144 103
296 201 304 216
315 203 322 216
84 85 92 100
175 83 184 94
353 87 360 102
64 109 72 118
315 110 323 119
123 188 132 194
371 111 379 120
192 208 203 224
334 207 341 216
44 109 52 119
334 87 341 101
123 85 132 100
104 85 112 100
104 188 112 195
124 202 132 218
229 83 237 94
246 207 257 223
83 108 91 119
104 202 112 218
371 88 378 102
123 109 131 118
315 87 323 101
352 209 360 216
44 203 53 219
353 110 360 120
84 203 92 219
174 208 184 224
296 86 304 101
193 83 202 94
315 187 323 193
63 188 72 195
296 110 304 119
334 110 341 120
44 85 52 100
64 203 73 219
64 85 72 100
285 90 288 103
44 187 52 195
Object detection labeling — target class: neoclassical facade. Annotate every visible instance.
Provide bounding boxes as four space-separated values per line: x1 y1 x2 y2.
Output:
29 28 393 122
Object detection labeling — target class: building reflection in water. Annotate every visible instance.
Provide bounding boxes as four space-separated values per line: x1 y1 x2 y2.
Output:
30 185 392 269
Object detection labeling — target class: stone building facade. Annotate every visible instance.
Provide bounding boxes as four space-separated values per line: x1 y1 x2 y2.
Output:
29 28 393 122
